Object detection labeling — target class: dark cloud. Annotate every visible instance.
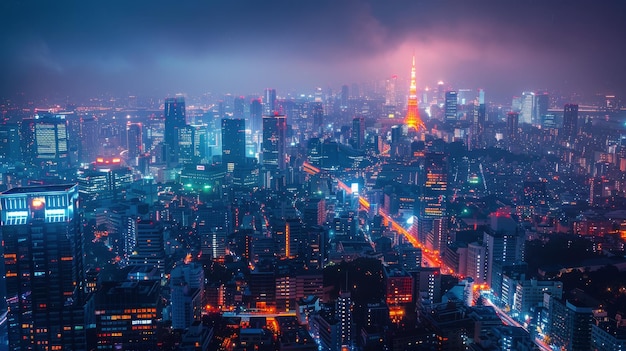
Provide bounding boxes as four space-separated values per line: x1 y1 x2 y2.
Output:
1 0 625 102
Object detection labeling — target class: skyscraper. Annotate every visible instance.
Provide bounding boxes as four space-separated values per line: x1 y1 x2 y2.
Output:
404 55 425 131
444 91 458 122
126 122 143 163
534 91 549 126
520 91 534 124
562 104 578 143
506 112 519 141
221 118 246 169
350 116 365 150
21 114 70 168
233 96 245 119
250 98 263 133
1 184 88 350
0 124 20 163
164 95 186 161
264 88 277 115
262 114 287 171
417 153 448 252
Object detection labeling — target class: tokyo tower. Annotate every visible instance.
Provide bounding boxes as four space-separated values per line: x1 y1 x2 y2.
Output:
404 55 425 131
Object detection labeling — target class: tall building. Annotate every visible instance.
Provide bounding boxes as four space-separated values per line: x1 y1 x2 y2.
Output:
95 280 161 350
250 98 263 133
444 91 458 122
385 75 397 107
262 115 287 171
126 122 143 163
164 95 186 161
350 117 365 150
404 56 426 131
128 220 165 270
311 102 324 134
520 91 534 124
264 88 277 115
562 104 578 143
506 112 519 141
337 292 354 347
221 118 246 170
233 96 245 119
21 114 70 168
534 92 549 126
1 184 89 350
0 124 20 163
417 153 448 252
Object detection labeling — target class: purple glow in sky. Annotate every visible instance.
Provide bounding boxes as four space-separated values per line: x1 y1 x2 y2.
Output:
1 0 625 101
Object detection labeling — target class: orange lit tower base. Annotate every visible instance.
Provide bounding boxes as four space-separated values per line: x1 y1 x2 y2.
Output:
404 55 426 131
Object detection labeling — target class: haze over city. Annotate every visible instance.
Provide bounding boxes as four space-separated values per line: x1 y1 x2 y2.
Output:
2 1 626 351
2 0 626 101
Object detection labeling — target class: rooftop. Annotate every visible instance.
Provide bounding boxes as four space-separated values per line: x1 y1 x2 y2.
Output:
1 184 77 195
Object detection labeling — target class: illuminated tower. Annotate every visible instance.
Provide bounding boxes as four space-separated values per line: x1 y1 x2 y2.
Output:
1 184 88 351
262 114 287 171
404 56 425 131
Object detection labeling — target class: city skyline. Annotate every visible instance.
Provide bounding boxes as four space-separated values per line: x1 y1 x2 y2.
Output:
1 1 626 102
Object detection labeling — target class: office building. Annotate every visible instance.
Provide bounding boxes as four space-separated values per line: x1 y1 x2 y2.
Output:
128 220 165 270
262 114 287 171
0 124 20 163
417 153 448 252
562 104 578 143
233 96 245 119
250 98 263 133
221 118 246 170
444 91 458 122
95 280 160 350
1 184 88 350
350 116 365 150
164 95 186 161
126 122 143 163
264 88 277 115
21 114 70 168
506 112 519 141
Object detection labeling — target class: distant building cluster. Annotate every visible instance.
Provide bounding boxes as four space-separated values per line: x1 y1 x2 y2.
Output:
1 57 626 351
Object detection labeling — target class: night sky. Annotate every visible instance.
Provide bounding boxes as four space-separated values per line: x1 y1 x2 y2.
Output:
1 0 625 102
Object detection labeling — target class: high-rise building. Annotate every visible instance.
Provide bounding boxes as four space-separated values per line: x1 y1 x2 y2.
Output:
404 56 426 130
385 75 397 107
483 229 522 289
506 112 519 141
1 184 89 350
221 118 246 170
444 91 458 122
233 96 245 119
262 114 287 171
164 95 186 161
126 122 143 163
95 280 161 350
562 104 578 143
128 220 165 270
264 88 277 115
310 102 324 134
337 292 354 347
534 92 549 126
417 153 448 251
520 91 534 124
21 114 70 168
0 124 20 163
350 117 365 150
250 98 263 133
